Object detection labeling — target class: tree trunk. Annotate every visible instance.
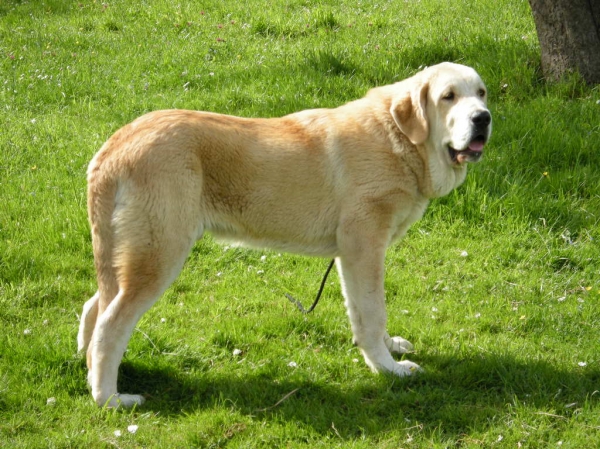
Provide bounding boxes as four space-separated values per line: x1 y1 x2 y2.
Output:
528 0 600 84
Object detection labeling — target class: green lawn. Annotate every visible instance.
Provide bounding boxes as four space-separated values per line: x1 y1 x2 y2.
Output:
1 0 599 447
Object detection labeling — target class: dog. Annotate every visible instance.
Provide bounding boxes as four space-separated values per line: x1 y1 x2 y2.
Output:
77 62 491 407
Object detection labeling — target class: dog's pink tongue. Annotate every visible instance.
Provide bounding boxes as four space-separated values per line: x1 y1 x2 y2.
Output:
468 141 485 152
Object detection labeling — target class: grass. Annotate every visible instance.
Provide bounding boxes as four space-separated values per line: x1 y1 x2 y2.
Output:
1 0 599 447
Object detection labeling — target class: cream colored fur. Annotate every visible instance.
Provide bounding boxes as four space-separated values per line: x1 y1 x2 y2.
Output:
78 62 491 407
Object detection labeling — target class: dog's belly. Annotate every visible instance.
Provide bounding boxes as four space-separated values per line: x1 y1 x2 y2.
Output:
208 224 339 257
217 235 338 257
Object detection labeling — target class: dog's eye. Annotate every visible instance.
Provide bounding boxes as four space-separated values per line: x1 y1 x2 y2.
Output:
478 89 486 98
442 91 455 101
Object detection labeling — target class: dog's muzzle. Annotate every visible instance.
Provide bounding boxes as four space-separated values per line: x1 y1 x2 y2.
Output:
449 110 491 164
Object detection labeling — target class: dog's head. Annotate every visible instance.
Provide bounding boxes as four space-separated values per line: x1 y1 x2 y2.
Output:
391 62 492 168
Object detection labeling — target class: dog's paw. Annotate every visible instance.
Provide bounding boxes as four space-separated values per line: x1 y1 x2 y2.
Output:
115 394 146 408
98 393 146 408
384 335 414 354
392 360 423 377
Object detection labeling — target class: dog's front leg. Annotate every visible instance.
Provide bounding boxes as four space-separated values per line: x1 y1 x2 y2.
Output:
335 248 421 377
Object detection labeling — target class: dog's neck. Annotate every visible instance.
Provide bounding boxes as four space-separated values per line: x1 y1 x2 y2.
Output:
413 143 468 199
371 93 468 200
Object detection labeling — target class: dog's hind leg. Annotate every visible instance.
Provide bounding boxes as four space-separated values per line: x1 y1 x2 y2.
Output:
77 292 99 353
87 165 203 407
88 219 199 408
77 273 121 355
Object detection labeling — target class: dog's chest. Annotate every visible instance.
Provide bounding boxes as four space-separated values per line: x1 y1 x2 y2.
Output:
389 197 429 244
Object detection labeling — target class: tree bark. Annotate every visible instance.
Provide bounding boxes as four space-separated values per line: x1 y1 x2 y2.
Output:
528 0 600 84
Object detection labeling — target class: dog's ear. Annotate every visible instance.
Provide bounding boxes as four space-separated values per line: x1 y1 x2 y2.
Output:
390 81 429 145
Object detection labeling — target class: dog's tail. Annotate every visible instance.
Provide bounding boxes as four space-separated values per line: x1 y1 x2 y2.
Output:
77 142 121 353
87 147 121 315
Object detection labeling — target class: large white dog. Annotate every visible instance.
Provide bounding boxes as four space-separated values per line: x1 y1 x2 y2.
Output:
78 62 491 407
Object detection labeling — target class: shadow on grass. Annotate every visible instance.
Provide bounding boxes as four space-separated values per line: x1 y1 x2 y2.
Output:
110 352 600 439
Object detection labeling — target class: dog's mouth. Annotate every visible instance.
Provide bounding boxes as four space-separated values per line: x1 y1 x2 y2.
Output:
448 136 487 165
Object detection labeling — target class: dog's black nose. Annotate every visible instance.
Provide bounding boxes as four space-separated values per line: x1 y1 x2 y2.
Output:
472 110 491 127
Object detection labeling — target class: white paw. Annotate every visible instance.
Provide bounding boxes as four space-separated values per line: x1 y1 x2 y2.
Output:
391 360 423 377
115 394 146 408
98 393 146 408
384 335 414 354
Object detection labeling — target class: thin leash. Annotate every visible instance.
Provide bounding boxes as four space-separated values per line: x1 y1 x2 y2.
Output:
285 259 335 314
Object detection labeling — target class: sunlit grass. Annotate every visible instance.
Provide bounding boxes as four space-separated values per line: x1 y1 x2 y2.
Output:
1 0 599 447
